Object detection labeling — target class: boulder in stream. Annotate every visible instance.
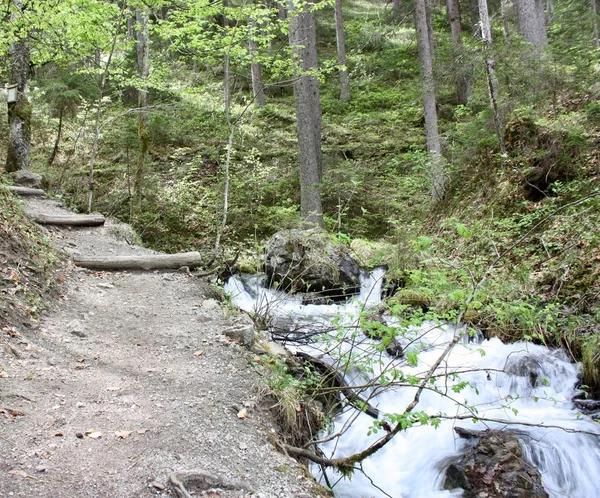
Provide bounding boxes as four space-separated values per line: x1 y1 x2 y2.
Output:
444 428 548 498
265 229 361 300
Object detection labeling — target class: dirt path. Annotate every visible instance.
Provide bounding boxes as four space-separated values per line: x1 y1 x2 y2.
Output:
0 198 322 498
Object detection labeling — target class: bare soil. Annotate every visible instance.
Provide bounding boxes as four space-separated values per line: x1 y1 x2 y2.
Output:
0 197 325 498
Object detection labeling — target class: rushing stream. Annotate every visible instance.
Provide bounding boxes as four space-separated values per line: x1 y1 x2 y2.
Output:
224 270 600 498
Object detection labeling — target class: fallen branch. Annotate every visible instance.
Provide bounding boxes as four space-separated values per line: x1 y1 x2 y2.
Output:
29 213 105 226
72 252 203 271
8 186 46 197
294 351 380 419
168 470 250 498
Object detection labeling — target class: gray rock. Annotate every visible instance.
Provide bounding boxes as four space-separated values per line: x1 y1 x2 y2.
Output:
444 428 548 498
67 320 86 338
223 314 255 347
265 229 362 300
10 169 43 188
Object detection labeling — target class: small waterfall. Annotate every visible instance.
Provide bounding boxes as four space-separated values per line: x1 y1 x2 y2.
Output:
224 271 600 498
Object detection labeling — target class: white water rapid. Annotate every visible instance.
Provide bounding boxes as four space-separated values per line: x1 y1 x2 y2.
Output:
224 271 600 498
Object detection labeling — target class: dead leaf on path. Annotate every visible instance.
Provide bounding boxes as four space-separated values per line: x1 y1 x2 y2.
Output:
75 364 88 370
106 386 121 391
1 408 24 418
151 482 165 491
237 408 249 419
54 432 63 437
193 350 204 357
85 431 103 439
24 344 33 351
0 371 9 378
115 431 132 439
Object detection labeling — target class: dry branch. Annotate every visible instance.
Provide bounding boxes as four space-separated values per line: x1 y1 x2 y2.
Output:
72 252 203 271
29 213 105 226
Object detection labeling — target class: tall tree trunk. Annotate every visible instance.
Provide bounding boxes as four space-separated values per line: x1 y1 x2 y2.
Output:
88 7 124 213
249 13 266 107
6 3 31 173
48 107 63 166
514 0 548 50
289 0 324 227
223 0 232 121
479 0 506 153
592 0 600 48
414 0 445 201
392 0 401 19
334 0 351 102
501 0 511 42
446 0 470 105
133 9 150 214
426 0 435 60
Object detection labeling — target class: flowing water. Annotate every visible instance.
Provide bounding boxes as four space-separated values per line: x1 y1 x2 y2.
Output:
224 271 600 498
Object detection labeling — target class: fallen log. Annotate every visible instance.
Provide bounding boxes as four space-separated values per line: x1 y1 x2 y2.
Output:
29 213 105 226
8 186 46 197
72 251 203 271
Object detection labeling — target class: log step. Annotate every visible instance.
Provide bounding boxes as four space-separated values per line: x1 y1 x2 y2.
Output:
8 186 46 197
72 252 203 271
29 213 106 226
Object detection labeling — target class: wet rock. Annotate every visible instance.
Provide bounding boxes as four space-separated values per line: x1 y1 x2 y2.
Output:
444 428 548 498
10 169 43 188
224 314 255 347
265 229 361 300
504 354 545 387
573 398 600 413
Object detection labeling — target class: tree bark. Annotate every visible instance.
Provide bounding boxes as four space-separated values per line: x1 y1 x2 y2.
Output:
6 2 31 174
501 0 511 42
289 1 324 227
446 0 470 105
593 0 600 48
133 9 150 214
334 0 351 102
48 108 63 166
72 252 203 271
479 0 506 154
514 0 548 50
249 16 266 107
392 0 401 19
414 0 445 201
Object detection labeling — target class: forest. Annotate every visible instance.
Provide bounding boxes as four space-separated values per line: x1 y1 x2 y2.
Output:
1 0 600 495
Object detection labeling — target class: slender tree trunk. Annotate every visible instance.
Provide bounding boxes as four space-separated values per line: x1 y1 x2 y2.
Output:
501 0 511 42
334 0 351 102
592 0 600 48
446 0 470 105
88 8 124 213
392 0 401 19
289 0 324 227
223 0 232 121
249 12 266 107
6 3 31 174
426 0 435 60
414 0 445 201
514 0 548 50
277 1 287 20
133 9 150 213
48 107 63 166
479 0 506 154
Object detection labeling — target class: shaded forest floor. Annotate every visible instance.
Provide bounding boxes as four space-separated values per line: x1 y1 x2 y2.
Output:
0 194 325 498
